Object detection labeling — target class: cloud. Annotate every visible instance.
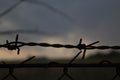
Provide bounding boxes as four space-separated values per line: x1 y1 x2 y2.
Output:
0 0 78 35
0 0 120 59
0 0 74 22
0 29 54 36
0 1 22 18
25 0 74 22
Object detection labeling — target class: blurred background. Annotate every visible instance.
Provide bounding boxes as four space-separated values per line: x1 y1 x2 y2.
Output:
0 0 120 80
0 0 120 60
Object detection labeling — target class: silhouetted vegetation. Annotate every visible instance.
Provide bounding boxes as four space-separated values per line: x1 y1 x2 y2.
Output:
1 51 120 80
86 50 120 63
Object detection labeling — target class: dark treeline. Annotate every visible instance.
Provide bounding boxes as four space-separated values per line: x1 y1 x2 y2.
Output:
87 50 120 63
0 51 120 80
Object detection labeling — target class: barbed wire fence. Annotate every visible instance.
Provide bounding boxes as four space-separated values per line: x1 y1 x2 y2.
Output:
0 34 120 80
0 0 120 80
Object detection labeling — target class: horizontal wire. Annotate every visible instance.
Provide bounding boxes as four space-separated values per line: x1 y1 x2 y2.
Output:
0 35 120 80
0 64 120 68
0 41 120 50
0 35 120 68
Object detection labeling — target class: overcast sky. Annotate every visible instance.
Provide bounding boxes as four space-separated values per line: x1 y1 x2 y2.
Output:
0 0 120 60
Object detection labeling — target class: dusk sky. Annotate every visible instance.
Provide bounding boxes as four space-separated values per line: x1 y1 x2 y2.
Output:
0 0 120 60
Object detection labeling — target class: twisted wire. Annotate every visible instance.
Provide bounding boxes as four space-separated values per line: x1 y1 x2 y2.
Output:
0 34 120 80
0 34 120 55
0 34 119 57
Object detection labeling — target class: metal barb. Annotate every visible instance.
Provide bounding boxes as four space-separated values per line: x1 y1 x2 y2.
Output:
15 34 20 55
5 34 20 55
77 38 86 50
87 41 100 47
0 34 120 80
79 38 82 45
82 41 99 59
15 34 19 47
82 49 86 60
69 51 82 65
20 56 36 64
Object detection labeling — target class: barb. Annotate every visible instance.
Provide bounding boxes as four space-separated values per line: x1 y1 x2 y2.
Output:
81 41 99 59
69 51 82 65
0 34 120 80
0 34 120 56
5 34 20 55
20 56 35 64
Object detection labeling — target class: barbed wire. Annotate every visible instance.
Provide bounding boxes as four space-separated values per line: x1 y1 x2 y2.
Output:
1 34 120 56
0 34 120 80
1 1 120 80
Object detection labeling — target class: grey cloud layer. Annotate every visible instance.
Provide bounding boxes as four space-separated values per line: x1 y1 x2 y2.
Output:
0 0 120 44
0 29 54 36
0 0 120 59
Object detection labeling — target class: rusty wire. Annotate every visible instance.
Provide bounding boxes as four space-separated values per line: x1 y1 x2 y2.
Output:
0 34 120 80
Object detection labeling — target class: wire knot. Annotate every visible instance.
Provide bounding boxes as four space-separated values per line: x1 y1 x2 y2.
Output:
5 34 20 55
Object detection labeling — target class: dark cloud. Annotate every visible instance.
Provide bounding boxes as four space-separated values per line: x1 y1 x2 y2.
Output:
0 29 54 36
26 0 74 22
0 0 120 44
0 0 77 35
0 0 120 59
0 0 20 17
0 0 74 22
